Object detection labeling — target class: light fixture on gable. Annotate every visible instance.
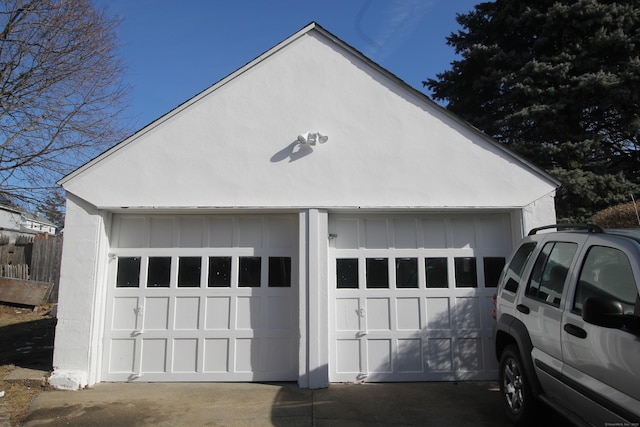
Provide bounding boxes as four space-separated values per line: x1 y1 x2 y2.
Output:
297 131 328 146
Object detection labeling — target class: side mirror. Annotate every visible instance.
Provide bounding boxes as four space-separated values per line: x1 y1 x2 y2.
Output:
582 297 625 329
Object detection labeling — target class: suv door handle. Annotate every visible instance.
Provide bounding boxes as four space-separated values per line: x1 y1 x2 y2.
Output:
564 323 587 339
516 304 530 314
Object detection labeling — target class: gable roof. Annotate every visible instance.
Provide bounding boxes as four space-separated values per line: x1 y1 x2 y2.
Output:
59 22 559 210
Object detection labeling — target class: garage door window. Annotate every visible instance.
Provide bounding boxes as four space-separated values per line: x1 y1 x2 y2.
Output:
178 257 201 287
208 256 231 287
269 256 291 287
455 257 477 288
239 256 261 287
396 258 418 288
148 257 171 288
337 258 358 288
425 258 448 288
366 258 389 288
483 257 506 288
116 257 140 288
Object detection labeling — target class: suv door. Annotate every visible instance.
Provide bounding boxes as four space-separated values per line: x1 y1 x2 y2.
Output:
561 237 640 424
515 236 583 401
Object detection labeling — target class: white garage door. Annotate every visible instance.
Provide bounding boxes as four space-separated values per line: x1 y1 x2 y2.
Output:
328 214 512 382
102 214 298 382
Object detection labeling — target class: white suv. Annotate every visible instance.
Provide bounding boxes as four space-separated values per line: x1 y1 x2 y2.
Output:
494 224 640 427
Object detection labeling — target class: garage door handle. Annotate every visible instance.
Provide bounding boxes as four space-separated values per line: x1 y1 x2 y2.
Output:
564 323 587 339
516 304 530 314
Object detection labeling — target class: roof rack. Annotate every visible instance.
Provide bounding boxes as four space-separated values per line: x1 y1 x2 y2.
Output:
528 223 604 236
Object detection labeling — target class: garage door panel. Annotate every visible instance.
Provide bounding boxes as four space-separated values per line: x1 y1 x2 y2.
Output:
173 339 198 373
264 338 295 371
236 296 260 329
457 338 483 372
476 216 509 249
204 338 229 372
150 217 175 248
427 338 453 372
367 339 392 373
179 217 205 247
364 218 388 248
422 218 447 248
104 213 298 382
141 338 168 373
455 297 482 330
109 339 136 373
174 297 200 330
426 297 451 330
112 297 139 330
392 218 418 249
114 216 145 248
334 218 359 249
396 298 421 330
209 218 234 247
336 340 362 373
238 217 263 247
144 297 170 330
267 217 295 248
329 213 511 382
397 338 423 372
335 298 361 331
236 338 259 372
365 298 391 330
265 296 293 329
205 297 231 329
451 218 476 249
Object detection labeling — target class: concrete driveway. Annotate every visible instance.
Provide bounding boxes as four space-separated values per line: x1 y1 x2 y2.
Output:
21 381 568 427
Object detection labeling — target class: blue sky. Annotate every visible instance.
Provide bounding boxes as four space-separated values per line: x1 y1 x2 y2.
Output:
93 0 480 131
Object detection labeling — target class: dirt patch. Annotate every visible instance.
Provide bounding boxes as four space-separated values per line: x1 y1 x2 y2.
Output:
0 303 56 426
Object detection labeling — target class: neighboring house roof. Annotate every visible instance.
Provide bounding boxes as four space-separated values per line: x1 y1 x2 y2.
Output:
0 203 23 216
0 204 55 236
21 212 56 228
59 22 559 210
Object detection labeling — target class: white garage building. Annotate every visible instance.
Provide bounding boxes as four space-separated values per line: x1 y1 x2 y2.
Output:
50 23 558 390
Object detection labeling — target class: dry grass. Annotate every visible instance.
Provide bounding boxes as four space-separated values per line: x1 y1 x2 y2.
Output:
0 365 43 426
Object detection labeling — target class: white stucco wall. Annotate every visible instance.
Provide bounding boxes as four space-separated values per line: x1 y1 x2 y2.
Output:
521 192 557 235
61 28 557 211
49 194 109 390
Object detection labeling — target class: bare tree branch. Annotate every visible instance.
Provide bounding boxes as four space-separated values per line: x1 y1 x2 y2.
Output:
0 0 130 209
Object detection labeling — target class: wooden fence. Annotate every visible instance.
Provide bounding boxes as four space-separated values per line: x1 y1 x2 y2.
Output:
0 235 62 302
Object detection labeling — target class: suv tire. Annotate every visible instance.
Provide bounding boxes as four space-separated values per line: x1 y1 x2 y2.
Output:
499 345 539 426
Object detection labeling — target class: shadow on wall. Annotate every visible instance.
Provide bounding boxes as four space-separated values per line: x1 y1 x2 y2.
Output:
270 140 314 163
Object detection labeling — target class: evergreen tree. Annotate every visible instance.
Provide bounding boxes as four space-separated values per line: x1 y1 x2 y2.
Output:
36 188 66 232
425 0 640 221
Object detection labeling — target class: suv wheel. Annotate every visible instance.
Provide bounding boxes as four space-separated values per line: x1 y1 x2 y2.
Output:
499 345 538 425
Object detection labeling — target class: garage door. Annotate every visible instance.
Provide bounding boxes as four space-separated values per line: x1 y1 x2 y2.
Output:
328 214 511 382
102 214 298 382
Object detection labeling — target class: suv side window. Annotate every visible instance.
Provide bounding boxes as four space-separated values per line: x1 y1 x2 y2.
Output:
526 242 577 307
502 242 537 293
574 245 639 315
